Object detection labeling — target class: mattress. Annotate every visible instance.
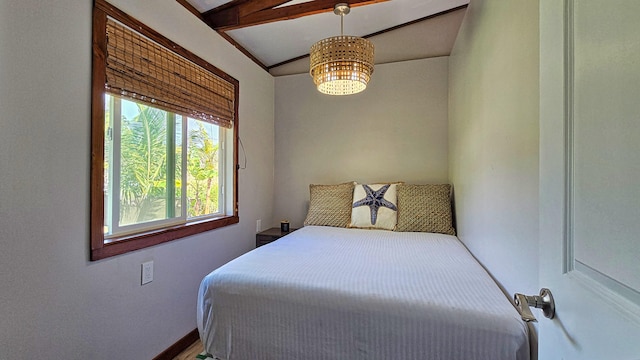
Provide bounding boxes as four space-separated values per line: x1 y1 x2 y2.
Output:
197 226 529 360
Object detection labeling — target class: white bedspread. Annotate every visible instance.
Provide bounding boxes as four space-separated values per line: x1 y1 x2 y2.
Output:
197 226 529 360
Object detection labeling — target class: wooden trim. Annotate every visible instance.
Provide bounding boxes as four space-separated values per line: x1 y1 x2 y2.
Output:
267 4 469 70
233 82 240 217
205 0 389 31
91 0 240 261
153 328 200 360
91 7 108 253
91 216 239 261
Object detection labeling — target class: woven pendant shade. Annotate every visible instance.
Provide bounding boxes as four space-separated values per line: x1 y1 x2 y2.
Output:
310 35 374 95
309 4 374 96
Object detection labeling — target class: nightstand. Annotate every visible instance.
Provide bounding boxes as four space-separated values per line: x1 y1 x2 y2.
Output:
256 227 298 248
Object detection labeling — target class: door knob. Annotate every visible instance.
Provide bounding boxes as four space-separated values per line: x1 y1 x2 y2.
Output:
514 288 555 322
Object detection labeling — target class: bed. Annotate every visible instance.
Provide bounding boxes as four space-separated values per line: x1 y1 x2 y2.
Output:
196 226 530 360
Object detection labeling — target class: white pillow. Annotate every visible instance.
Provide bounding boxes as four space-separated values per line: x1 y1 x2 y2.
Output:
350 183 398 230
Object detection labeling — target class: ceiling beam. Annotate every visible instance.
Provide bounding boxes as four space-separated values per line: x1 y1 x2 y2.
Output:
202 0 290 29
204 0 389 31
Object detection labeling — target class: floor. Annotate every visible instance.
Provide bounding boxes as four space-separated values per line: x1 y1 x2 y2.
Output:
173 339 205 360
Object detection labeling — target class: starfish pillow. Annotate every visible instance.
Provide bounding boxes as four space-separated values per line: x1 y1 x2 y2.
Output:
350 183 398 230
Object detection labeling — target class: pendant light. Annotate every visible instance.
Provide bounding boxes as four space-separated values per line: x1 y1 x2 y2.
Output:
309 3 375 96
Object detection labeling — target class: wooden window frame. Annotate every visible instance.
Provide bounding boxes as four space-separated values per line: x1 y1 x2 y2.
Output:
90 0 239 261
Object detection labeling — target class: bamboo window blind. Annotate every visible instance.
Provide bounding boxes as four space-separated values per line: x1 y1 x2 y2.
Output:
105 18 235 128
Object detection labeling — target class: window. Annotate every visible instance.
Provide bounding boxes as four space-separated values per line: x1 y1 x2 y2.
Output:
91 0 239 260
104 95 227 237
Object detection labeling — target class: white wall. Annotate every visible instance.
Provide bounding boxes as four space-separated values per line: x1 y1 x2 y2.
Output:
0 0 274 358
273 58 450 227
448 0 539 298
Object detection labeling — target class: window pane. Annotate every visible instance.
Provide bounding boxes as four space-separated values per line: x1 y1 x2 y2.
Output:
174 116 183 218
104 95 114 235
187 119 220 218
104 94 227 235
118 98 173 227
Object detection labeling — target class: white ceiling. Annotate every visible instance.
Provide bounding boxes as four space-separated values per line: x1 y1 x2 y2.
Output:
183 0 469 75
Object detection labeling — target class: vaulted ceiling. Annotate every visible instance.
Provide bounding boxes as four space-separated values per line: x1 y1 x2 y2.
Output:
177 0 469 76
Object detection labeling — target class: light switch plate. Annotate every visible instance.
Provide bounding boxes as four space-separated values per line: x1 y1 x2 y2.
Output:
141 261 153 285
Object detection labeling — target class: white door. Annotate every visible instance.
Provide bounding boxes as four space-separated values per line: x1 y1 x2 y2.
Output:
539 0 640 358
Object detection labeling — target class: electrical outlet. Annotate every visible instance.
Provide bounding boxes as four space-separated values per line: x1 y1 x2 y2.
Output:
256 219 261 233
141 261 153 285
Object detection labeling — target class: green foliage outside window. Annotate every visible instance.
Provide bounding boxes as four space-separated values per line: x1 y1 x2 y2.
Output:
187 122 219 217
120 105 169 225
105 95 221 234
